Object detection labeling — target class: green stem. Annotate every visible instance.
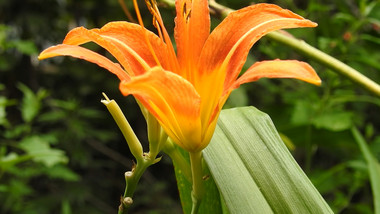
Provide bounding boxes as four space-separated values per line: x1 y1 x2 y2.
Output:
206 0 380 97
118 158 152 214
117 156 158 214
189 151 204 214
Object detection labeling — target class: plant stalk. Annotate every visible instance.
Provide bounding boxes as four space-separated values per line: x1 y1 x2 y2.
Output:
266 31 380 96
118 158 152 214
189 151 204 214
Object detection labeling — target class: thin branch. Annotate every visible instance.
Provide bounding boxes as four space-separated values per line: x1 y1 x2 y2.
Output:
266 31 380 96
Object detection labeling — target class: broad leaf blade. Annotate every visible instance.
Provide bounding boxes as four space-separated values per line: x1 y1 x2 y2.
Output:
203 106 332 214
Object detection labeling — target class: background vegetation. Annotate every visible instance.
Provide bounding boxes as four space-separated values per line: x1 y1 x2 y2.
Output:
1 0 379 213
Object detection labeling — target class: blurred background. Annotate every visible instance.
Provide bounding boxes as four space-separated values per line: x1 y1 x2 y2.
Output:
1 0 380 213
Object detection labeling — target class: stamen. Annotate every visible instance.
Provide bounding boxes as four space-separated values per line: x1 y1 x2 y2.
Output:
155 20 165 43
144 0 160 29
182 2 192 23
135 0 179 72
133 0 162 67
186 10 192 22
150 3 180 72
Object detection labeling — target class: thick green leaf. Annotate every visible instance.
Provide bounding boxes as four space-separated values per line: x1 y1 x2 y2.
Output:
203 106 333 214
352 127 380 214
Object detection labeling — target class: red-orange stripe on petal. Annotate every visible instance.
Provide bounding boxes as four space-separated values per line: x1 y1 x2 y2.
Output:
232 59 321 91
119 67 203 152
96 22 172 74
38 44 129 81
175 0 210 79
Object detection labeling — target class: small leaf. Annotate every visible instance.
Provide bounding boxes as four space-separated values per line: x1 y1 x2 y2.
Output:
3 124 31 139
19 136 68 167
11 40 38 55
17 83 41 123
313 112 353 131
46 165 80 181
0 152 32 172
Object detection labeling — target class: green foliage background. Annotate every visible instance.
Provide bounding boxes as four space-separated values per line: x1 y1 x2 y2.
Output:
1 0 379 213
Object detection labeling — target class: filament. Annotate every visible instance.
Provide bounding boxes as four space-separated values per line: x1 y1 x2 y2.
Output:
132 0 161 67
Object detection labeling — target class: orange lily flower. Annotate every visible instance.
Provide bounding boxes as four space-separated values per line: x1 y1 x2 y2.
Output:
39 1 320 153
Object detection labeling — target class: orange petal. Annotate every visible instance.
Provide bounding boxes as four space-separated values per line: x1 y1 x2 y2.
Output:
97 22 173 73
200 3 317 88
63 22 169 76
231 59 321 90
119 67 203 152
38 44 129 81
174 0 210 79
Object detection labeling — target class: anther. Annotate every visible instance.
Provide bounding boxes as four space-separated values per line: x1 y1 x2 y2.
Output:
182 2 192 23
